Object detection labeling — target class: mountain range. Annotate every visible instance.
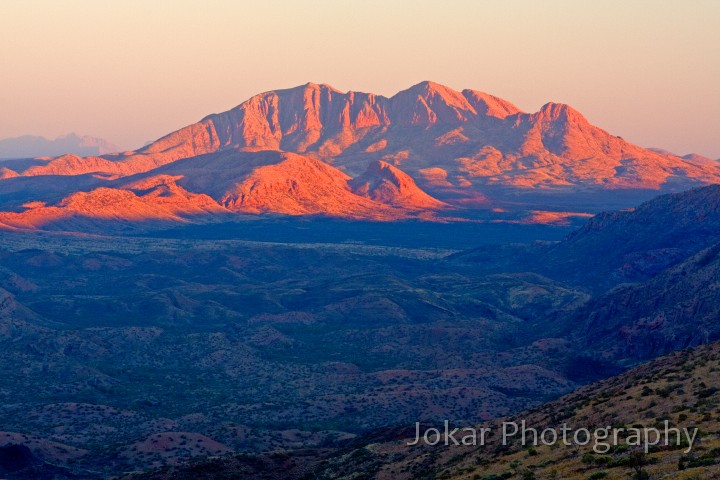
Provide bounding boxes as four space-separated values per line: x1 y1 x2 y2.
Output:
1 82 719 230
0 133 118 159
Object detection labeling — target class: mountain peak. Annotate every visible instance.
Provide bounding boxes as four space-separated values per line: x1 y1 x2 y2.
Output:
405 80 452 93
366 159 395 174
399 81 467 102
682 153 718 165
299 82 342 93
391 81 476 125
536 102 588 124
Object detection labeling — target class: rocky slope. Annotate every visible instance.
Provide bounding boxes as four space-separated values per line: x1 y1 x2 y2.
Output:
0 151 447 228
118 341 720 480
564 242 720 363
0 176 228 231
349 160 448 210
448 184 720 290
543 184 720 288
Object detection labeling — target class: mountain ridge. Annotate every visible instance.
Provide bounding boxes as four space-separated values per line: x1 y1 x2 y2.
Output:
7 82 718 186
0 133 119 159
1 82 719 229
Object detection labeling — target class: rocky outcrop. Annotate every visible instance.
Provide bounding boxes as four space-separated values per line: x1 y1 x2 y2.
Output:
350 160 446 209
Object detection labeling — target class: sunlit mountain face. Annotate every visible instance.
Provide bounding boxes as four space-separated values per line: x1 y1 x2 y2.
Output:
1 82 719 233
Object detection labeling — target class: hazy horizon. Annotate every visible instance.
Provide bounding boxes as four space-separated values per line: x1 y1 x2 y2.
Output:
1 0 719 157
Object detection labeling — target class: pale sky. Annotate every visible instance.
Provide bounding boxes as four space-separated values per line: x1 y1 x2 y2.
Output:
1 0 719 157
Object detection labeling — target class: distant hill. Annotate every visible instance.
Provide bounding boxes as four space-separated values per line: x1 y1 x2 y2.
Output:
542 184 720 288
0 133 119 159
649 148 719 166
448 184 720 291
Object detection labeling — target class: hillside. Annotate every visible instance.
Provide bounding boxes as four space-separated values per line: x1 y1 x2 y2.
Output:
0 151 447 228
564 242 720 363
121 341 720 480
0 232 589 478
349 160 448 210
543 184 720 287
447 184 720 291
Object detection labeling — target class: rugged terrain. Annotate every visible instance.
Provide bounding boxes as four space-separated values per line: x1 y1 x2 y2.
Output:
0 184 719 478
117 341 720 480
1 81 719 477
0 231 587 477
